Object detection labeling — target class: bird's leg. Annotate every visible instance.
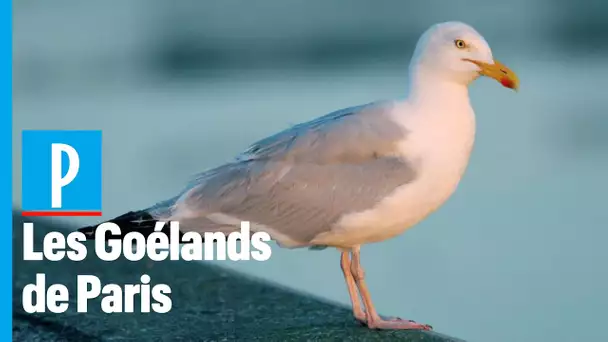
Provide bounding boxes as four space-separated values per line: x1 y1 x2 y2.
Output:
340 251 366 323
350 246 432 331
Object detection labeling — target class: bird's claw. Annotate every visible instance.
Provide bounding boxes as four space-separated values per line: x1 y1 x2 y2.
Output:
368 317 433 331
354 314 432 330
408 319 433 329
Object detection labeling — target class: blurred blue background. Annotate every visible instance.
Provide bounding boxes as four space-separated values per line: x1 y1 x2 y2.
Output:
12 1 608 341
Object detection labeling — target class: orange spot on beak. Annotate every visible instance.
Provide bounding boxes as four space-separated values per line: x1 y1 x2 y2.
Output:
500 77 515 89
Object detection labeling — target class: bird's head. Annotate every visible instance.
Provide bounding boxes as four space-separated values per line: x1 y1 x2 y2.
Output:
411 21 519 91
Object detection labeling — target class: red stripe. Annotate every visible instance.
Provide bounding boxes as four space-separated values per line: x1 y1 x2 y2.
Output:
21 211 103 217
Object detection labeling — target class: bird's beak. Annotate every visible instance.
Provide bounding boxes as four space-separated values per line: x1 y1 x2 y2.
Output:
464 58 519 91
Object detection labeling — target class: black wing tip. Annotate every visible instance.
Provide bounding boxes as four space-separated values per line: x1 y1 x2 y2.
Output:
76 210 199 243
77 224 96 238
77 210 158 240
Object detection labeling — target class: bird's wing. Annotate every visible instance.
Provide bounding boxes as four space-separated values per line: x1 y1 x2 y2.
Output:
159 101 417 247
235 101 405 164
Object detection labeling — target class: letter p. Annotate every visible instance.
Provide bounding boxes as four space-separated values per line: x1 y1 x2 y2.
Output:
51 143 79 208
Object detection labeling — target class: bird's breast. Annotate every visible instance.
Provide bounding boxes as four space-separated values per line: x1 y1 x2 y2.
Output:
324 105 476 247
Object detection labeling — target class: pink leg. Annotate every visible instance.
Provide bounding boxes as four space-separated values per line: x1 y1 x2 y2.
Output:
350 246 432 331
340 251 366 323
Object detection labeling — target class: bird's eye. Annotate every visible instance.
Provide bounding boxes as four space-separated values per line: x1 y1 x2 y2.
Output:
454 39 466 49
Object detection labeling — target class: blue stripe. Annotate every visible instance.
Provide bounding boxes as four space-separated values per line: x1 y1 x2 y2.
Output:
2 0 13 338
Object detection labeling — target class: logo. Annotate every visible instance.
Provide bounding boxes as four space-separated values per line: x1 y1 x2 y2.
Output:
21 130 102 216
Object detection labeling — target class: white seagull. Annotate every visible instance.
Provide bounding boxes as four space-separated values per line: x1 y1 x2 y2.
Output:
80 21 519 330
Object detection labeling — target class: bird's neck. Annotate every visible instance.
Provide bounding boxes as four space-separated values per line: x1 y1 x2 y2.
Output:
406 65 471 109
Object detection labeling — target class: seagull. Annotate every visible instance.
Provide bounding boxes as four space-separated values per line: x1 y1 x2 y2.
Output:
79 21 518 330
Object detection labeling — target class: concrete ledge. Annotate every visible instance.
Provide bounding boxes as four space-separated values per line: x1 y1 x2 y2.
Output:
13 213 464 341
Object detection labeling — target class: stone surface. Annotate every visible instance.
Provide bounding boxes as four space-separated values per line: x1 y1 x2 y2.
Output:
13 214 463 341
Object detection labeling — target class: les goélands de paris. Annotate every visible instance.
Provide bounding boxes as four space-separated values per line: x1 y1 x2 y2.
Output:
21 221 272 314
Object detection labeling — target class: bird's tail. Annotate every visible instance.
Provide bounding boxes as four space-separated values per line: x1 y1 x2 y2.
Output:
78 209 172 240
77 197 191 242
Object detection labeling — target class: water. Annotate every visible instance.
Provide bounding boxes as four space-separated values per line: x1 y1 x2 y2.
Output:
13 53 608 342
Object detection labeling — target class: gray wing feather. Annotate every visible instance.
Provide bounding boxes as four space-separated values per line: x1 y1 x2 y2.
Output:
236 101 404 163
160 101 415 247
